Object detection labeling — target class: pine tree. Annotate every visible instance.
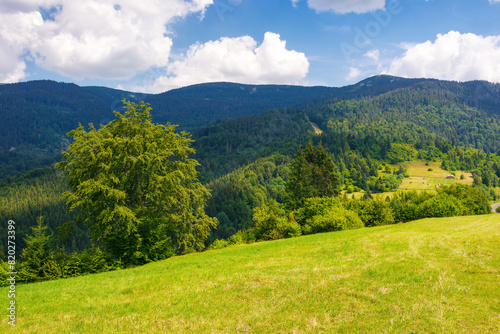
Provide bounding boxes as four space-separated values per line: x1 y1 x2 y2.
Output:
304 142 340 198
19 216 55 283
285 142 340 210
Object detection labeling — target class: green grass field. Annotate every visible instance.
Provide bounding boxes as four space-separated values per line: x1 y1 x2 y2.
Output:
3 214 499 333
342 160 473 199
398 161 473 191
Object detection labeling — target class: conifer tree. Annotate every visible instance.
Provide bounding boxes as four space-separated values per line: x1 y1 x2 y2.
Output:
285 142 340 210
19 216 54 282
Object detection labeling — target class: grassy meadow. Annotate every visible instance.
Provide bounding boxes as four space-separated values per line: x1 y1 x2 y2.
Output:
3 214 499 333
398 161 473 191
343 160 473 199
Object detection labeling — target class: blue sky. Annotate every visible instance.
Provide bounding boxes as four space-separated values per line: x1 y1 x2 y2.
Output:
1 0 499 92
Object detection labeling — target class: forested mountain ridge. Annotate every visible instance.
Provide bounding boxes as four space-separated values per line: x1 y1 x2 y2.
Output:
1 76 500 180
0 81 329 178
193 77 500 180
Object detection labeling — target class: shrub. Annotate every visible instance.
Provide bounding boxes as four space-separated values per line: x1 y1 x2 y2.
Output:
360 198 395 227
207 239 230 250
305 206 363 234
437 184 491 215
392 202 420 223
417 193 463 218
62 247 110 278
390 191 434 222
0 260 10 287
207 229 258 250
294 197 343 226
253 200 301 241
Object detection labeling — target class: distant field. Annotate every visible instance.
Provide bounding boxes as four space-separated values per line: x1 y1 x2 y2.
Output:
343 160 473 198
398 160 473 191
4 214 499 333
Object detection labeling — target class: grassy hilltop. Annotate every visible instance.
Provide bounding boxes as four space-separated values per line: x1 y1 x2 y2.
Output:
3 214 499 333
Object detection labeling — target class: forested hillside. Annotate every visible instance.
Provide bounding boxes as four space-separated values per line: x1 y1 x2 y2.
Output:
2 75 500 268
0 81 329 178
193 77 500 179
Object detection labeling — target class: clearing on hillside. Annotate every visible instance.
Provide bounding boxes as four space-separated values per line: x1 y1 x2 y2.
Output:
398 160 473 191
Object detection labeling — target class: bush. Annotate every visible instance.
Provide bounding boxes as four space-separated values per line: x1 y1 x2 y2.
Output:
253 200 301 241
496 206 500 213
390 191 434 223
437 184 491 215
0 260 11 287
207 229 258 250
62 247 111 278
360 198 395 227
305 206 363 234
294 197 343 226
392 202 419 223
207 239 230 250
417 193 463 218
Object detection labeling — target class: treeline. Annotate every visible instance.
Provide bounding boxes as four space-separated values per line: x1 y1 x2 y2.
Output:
1 218 116 286
210 171 492 251
0 167 91 256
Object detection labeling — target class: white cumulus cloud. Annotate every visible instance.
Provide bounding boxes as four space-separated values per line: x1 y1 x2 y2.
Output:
0 0 213 82
305 0 385 14
0 10 44 82
150 32 310 93
364 49 380 62
346 67 362 80
386 31 500 83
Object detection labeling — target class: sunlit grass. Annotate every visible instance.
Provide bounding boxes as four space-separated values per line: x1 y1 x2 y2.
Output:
3 215 499 333
398 160 473 191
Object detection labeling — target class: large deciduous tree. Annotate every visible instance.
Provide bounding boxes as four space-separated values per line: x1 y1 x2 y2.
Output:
57 100 217 264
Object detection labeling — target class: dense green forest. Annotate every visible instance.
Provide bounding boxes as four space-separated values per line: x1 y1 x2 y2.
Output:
0 81 328 178
1 75 500 283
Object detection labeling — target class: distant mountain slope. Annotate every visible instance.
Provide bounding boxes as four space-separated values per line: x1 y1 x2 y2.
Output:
0 81 329 177
192 77 500 179
1 76 500 179
145 82 331 131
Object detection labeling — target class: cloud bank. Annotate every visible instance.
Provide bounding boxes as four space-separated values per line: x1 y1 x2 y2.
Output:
0 0 213 82
386 31 500 83
150 32 310 93
300 0 386 14
0 1 309 92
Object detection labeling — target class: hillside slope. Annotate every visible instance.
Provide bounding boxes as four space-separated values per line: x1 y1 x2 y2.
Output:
192 78 500 179
2 76 499 179
0 81 329 178
7 215 499 333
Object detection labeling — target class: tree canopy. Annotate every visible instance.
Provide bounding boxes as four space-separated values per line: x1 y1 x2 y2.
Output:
57 100 217 264
285 142 340 210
